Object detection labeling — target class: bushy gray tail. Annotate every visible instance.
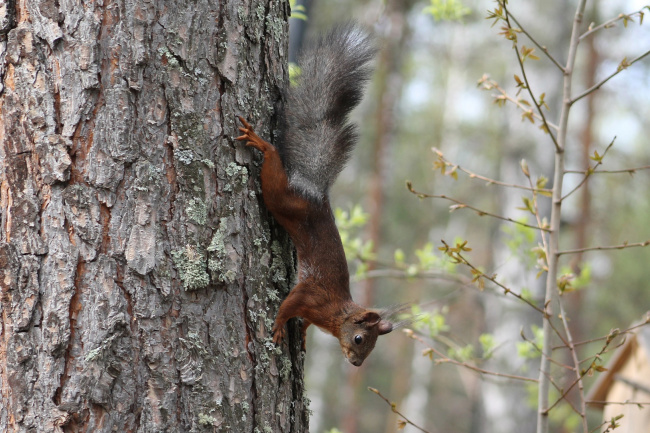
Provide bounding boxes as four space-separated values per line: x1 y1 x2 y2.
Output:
282 23 375 202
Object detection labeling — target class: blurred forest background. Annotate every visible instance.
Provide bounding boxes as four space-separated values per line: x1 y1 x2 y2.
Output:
290 0 650 432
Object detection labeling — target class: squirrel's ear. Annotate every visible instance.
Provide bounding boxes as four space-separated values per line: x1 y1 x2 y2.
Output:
356 311 381 326
378 320 393 335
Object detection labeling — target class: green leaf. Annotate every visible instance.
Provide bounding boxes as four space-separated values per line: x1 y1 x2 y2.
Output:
520 45 540 62
538 92 550 110
424 0 472 22
494 94 507 107
448 344 474 362
517 196 535 215
415 243 439 270
479 333 496 357
394 249 405 265
485 5 504 27
590 150 602 162
521 109 535 123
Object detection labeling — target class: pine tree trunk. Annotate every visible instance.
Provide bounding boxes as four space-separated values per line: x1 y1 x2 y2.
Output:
0 1 307 432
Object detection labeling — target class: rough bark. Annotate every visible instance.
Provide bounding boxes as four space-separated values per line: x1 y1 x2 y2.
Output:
0 0 307 432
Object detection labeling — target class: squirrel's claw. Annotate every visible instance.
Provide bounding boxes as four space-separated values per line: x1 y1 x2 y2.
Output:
235 117 254 143
237 115 252 129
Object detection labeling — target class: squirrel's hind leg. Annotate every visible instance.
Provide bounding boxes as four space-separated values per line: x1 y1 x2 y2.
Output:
236 116 274 153
236 116 309 220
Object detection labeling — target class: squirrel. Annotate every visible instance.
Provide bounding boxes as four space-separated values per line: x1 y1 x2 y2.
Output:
236 23 394 367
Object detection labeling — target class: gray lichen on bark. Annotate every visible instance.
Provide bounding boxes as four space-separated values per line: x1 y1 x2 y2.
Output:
1 0 308 432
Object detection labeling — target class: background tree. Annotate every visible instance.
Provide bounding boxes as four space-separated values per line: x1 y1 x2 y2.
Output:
0 0 308 431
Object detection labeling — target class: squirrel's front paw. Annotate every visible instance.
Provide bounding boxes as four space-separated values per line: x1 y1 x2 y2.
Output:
272 326 287 346
236 116 272 153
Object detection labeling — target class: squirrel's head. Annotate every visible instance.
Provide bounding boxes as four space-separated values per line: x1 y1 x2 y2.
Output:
339 310 393 366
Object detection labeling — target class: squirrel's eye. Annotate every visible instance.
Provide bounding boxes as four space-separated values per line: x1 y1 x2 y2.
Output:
354 335 363 345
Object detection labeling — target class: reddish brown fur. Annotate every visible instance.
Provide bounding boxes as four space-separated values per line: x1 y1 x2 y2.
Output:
237 117 391 366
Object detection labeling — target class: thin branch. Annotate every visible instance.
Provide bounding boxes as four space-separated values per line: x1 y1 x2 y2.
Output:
407 182 551 232
571 48 650 105
506 9 565 72
367 264 553 313
450 249 546 314
434 147 553 193
589 418 620 433
561 137 616 202
369 387 432 433
558 320 650 350
577 342 625 366
587 400 650 406
565 164 650 175
546 322 620 415
520 328 574 371
479 76 560 133
503 3 561 152
558 298 589 432
558 240 650 256
523 164 550 268
362 268 462 281
538 367 577 414
579 9 649 41
405 330 538 383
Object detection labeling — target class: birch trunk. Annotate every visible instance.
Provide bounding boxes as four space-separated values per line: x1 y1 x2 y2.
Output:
0 0 307 431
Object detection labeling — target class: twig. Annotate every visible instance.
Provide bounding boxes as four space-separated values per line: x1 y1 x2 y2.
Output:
577 343 626 366
546 322 620 415
587 400 650 406
433 147 554 193
565 165 650 175
405 330 538 383
571 48 650 105
579 9 649 41
538 367 577 415
506 9 565 72
554 320 649 350
503 2 561 152
520 328 574 371
558 240 650 256
561 137 616 202
522 163 551 269
557 297 589 432
479 76 560 132
407 182 551 232
368 387 431 433
363 268 463 281
589 416 626 433
450 249 546 314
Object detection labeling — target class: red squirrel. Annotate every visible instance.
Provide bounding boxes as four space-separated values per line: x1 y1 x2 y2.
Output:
236 24 393 366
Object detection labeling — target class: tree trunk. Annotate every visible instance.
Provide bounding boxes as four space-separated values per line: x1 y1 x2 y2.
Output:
0 1 308 432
